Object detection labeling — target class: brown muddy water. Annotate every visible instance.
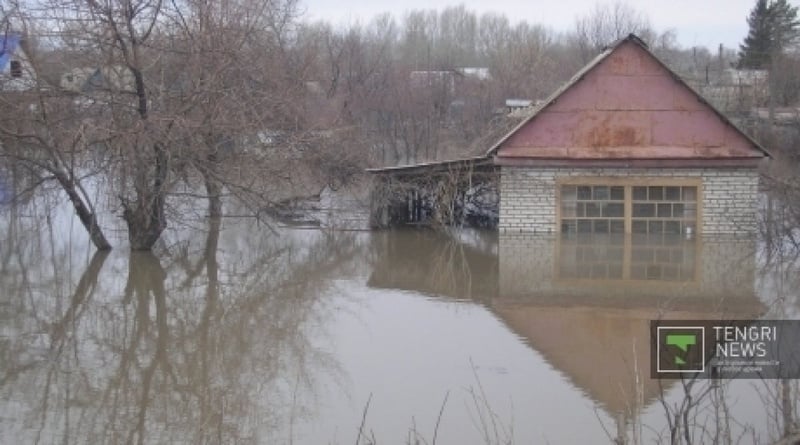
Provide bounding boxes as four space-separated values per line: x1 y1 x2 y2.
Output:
1 196 799 444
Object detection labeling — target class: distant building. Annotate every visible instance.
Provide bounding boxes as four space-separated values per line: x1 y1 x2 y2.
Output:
60 65 135 94
698 68 769 113
409 70 457 95
719 68 768 87
59 67 97 92
505 99 533 112
457 67 491 81
0 33 37 91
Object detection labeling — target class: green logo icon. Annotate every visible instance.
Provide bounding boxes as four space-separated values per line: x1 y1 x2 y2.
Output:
666 334 697 365
656 326 705 373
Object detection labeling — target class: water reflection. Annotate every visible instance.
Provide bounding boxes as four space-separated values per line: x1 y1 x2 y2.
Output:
0 201 360 444
369 229 772 442
1 195 797 443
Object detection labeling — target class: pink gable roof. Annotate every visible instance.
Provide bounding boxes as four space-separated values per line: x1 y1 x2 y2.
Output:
491 35 769 162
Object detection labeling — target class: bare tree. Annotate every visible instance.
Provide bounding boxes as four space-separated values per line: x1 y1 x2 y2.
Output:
572 2 654 63
0 0 316 250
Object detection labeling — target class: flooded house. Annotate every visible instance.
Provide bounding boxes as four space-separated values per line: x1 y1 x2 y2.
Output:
371 34 770 236
0 33 37 92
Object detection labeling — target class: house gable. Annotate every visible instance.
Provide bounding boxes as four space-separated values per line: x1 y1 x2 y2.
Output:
493 36 767 162
0 34 37 91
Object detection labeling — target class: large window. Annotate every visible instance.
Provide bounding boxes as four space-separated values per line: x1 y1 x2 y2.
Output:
559 180 700 235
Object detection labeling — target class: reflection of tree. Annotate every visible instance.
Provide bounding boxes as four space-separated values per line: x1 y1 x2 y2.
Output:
367 230 498 301
0 209 361 443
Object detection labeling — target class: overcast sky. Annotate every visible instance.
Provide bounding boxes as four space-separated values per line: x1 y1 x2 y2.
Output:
299 0 800 51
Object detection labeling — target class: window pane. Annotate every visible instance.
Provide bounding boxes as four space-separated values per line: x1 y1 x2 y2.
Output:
632 220 647 233
561 185 577 201
610 220 625 233
633 186 647 200
594 220 609 233
657 203 672 218
648 186 664 200
576 202 586 217
577 220 592 232
682 187 697 202
577 186 591 200
673 203 684 217
633 203 655 217
593 186 609 200
562 202 577 217
604 202 624 217
665 221 681 234
684 203 696 218
665 186 681 200
561 219 577 233
649 220 663 233
586 202 600 217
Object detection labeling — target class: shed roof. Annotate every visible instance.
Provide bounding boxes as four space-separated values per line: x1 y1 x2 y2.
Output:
488 34 771 161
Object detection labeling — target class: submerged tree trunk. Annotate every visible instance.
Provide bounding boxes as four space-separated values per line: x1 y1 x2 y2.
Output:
123 143 169 251
52 170 112 251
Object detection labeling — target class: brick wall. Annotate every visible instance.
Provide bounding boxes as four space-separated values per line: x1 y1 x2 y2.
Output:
499 167 760 235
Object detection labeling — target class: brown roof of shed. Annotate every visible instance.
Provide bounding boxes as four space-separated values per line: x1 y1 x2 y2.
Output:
487 34 771 160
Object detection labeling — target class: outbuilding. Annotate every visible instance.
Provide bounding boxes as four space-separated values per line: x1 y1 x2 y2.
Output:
370 34 770 236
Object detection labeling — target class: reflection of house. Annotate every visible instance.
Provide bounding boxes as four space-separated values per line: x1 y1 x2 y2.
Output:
367 230 765 431
370 35 770 236
0 33 37 91
494 233 764 442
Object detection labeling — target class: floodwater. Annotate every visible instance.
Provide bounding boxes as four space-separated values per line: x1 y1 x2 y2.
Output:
1 195 799 444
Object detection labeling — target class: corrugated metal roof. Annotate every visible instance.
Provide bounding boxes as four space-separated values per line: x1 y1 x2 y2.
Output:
485 34 771 158
0 33 22 71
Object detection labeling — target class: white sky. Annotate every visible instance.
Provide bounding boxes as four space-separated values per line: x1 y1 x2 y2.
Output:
299 0 800 51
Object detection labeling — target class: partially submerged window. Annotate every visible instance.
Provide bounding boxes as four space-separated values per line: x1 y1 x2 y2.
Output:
560 181 700 235
560 185 625 234
10 60 22 78
631 185 697 235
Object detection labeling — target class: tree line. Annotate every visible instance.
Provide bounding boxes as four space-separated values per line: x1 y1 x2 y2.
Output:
0 0 797 251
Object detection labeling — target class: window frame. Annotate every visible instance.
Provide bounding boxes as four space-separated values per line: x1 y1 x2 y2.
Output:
9 60 23 78
556 176 703 235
